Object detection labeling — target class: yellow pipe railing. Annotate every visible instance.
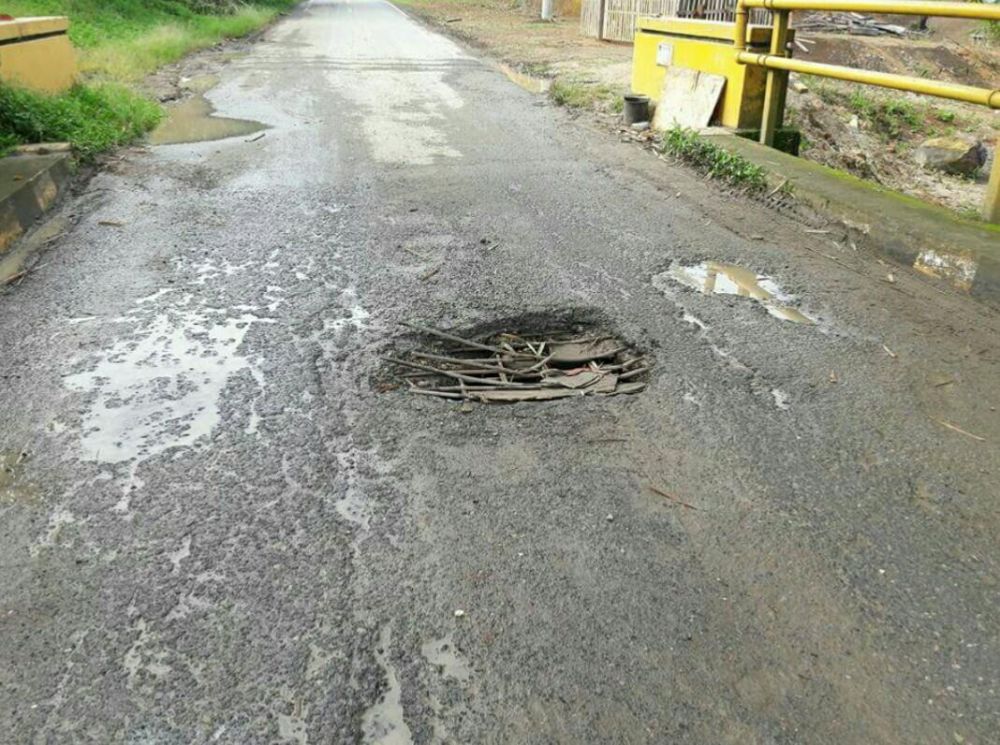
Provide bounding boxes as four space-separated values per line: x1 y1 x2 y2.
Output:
743 0 1000 19
734 0 1000 221
736 52 1000 108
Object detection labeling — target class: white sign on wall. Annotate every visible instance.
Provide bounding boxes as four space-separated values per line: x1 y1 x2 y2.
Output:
656 43 674 67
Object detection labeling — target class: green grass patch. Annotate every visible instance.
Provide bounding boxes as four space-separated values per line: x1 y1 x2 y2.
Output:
847 90 923 140
0 83 162 159
550 79 623 113
660 127 767 192
0 0 295 157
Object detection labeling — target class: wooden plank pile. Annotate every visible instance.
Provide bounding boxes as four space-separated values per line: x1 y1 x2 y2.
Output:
794 12 909 36
389 322 650 403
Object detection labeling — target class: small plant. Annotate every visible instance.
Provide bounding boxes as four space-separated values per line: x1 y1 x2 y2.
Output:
847 90 923 139
660 127 768 192
934 108 957 124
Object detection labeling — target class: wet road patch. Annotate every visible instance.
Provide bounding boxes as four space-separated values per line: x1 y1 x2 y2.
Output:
387 321 649 403
655 261 814 324
1 449 38 504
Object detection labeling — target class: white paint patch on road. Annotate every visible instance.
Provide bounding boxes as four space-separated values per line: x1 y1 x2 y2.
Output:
362 625 413 745
65 304 269 466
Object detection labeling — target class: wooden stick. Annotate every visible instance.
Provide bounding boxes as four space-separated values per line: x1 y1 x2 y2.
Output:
648 486 700 511
400 322 534 357
387 357 533 388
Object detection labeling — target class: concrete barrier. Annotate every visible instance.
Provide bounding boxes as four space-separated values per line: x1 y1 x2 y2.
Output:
0 16 76 93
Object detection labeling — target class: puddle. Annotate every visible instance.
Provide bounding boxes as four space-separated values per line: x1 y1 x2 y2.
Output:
0 449 39 504
657 262 814 324
421 636 471 684
362 626 413 745
913 249 977 292
149 75 266 145
498 63 551 94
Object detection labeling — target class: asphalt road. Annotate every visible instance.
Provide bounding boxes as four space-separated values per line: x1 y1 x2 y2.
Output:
3 1 1000 743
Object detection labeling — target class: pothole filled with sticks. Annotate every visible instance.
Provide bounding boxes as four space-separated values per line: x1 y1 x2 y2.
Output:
387 322 650 404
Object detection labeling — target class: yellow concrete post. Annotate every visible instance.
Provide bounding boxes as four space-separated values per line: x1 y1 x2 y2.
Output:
759 10 790 147
0 17 76 93
983 141 1000 224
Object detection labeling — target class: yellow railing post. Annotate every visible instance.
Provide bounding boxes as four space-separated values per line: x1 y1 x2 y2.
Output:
759 9 790 147
984 141 1000 223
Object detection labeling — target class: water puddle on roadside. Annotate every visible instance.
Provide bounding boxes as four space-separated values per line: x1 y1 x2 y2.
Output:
1 450 39 504
421 636 472 683
149 74 266 145
497 63 550 93
362 626 413 745
658 261 814 324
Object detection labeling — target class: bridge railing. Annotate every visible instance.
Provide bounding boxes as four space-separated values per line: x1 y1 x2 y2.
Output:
732 0 1000 221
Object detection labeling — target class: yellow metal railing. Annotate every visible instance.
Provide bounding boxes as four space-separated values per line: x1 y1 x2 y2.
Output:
733 0 1000 222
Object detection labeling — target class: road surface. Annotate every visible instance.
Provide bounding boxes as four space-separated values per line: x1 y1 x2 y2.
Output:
2 1 1000 742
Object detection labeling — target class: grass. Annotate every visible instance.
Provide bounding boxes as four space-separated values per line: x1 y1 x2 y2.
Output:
0 0 295 158
847 89 924 140
0 83 162 159
660 127 768 192
550 79 624 113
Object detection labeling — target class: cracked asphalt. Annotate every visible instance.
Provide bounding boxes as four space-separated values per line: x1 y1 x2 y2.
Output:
2 1 1000 742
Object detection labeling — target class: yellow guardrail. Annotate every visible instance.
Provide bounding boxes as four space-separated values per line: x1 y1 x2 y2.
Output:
733 0 1000 222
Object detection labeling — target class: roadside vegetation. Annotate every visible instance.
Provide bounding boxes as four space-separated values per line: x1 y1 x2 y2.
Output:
0 0 296 158
660 127 768 192
550 78 624 113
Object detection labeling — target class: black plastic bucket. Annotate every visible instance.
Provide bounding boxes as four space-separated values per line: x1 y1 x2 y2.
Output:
623 93 650 125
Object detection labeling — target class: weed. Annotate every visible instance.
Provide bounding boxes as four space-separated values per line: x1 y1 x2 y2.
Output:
660 127 768 192
934 108 957 124
847 90 923 139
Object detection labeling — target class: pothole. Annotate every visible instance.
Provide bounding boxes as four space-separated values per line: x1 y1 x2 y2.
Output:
386 320 649 404
655 261 814 324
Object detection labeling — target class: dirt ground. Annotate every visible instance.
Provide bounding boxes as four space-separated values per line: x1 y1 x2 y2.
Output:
396 0 1000 216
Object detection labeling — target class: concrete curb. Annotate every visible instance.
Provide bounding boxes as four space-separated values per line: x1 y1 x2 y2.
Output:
708 132 1000 304
0 152 74 257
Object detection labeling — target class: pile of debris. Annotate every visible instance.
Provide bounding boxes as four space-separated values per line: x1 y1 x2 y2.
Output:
794 12 909 37
389 322 649 403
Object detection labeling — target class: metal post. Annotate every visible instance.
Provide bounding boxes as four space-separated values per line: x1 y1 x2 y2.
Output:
596 0 607 40
983 140 1000 224
541 0 554 21
760 9 790 147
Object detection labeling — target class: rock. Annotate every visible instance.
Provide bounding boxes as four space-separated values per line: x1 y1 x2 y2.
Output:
630 121 650 132
914 136 987 176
